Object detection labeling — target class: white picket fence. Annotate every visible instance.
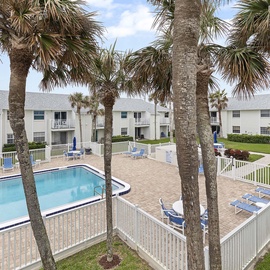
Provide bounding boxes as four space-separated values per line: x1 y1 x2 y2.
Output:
0 197 188 270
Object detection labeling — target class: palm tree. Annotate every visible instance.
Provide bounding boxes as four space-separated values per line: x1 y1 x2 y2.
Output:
88 92 105 142
209 89 228 137
0 1 102 269
88 43 133 263
69 92 90 148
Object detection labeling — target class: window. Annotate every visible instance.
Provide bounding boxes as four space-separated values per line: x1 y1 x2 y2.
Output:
34 111 44 120
232 126 240 133
7 110 9 120
7 134 14 144
134 112 141 118
121 128 128 136
33 132 45 142
232 110 240 118
261 110 270 117
165 112 169 118
121 112 127 118
260 127 270 135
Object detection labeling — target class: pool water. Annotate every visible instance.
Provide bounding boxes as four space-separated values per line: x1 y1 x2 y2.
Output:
0 165 129 226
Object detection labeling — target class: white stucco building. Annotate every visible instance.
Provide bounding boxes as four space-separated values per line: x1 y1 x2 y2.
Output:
210 94 270 138
0 91 170 150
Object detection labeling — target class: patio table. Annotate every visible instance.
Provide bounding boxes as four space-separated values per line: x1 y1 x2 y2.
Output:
173 200 205 216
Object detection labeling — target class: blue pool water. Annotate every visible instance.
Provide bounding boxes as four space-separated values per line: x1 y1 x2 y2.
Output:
0 165 130 227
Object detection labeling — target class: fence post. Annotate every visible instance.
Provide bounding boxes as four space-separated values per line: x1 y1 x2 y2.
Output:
217 156 221 175
134 204 139 249
148 144 151 157
204 246 210 270
45 145 51 162
254 211 259 261
231 156 236 180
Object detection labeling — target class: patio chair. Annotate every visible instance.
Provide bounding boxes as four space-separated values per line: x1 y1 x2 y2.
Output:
200 217 208 244
242 193 270 205
255 187 270 198
230 199 261 214
159 198 177 223
168 212 186 234
77 148 85 159
30 155 36 167
131 148 145 159
123 147 137 156
2 157 14 172
67 152 74 161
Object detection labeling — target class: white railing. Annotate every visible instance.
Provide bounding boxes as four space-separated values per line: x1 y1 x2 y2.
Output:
1 196 187 270
217 156 270 186
51 119 75 129
220 203 270 270
135 118 150 125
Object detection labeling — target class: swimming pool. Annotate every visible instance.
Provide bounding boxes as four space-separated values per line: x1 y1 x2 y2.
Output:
0 164 130 229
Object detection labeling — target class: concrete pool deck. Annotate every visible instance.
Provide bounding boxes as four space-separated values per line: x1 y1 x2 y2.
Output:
0 153 261 238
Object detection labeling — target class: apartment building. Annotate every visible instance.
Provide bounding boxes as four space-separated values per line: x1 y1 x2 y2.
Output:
210 94 270 138
0 91 170 149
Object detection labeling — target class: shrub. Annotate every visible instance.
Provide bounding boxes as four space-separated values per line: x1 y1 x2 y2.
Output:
224 148 250 160
227 134 270 144
112 136 133 143
2 142 46 152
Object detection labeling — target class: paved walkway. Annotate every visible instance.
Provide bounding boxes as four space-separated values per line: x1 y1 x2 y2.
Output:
1 153 263 240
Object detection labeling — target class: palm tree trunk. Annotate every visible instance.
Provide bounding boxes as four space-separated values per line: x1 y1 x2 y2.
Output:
154 100 157 140
196 71 222 269
9 48 56 270
172 0 205 268
218 109 223 138
169 101 174 143
79 112 83 148
103 96 114 262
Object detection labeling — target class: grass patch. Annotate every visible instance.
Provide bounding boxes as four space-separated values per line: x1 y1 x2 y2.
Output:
248 154 265 162
255 251 270 269
218 138 270 154
49 237 153 270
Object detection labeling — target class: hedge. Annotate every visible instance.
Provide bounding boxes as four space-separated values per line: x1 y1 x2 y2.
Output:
227 134 270 144
112 136 133 142
2 142 46 152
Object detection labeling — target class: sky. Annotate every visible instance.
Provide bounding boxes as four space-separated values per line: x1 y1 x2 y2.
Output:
1 0 268 98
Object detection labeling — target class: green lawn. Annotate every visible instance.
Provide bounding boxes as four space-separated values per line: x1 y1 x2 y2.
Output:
255 252 270 270
49 237 152 270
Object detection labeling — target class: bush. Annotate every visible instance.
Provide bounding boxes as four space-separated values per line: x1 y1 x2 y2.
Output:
112 136 133 143
2 142 46 152
224 148 250 160
227 134 270 144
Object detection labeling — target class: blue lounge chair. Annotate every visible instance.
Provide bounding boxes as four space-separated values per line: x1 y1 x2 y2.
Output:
242 193 269 205
159 198 177 223
168 212 186 234
230 199 261 214
30 155 36 167
77 148 85 159
2 157 14 172
131 148 145 159
255 187 270 198
123 147 137 156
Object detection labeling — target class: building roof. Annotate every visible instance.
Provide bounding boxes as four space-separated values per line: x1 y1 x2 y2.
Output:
225 94 270 111
113 98 169 114
0 90 169 113
0 90 71 110
209 94 270 111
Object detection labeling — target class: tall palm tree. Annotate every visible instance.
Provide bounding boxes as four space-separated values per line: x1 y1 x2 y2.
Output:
88 43 133 262
69 92 90 148
88 92 105 142
209 89 228 137
0 1 102 269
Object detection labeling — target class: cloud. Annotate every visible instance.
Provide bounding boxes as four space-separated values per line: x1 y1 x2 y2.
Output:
106 5 155 38
84 0 115 9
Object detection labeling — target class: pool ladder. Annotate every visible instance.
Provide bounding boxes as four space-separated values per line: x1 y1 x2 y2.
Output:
94 185 105 198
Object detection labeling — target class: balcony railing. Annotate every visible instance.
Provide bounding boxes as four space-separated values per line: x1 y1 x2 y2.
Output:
210 117 219 124
160 118 170 124
51 119 75 129
134 118 150 126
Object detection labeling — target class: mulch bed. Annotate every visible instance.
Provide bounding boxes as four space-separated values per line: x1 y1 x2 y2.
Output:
98 254 121 269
